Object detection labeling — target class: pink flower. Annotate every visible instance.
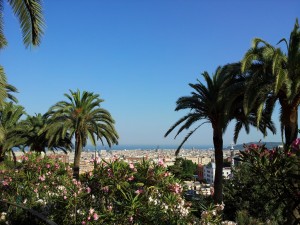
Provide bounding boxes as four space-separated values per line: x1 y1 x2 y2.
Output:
2 180 9 186
107 168 113 177
135 189 143 194
34 188 38 193
93 213 99 221
129 163 135 169
169 183 182 194
86 187 91 193
95 157 101 164
291 138 300 151
127 176 134 181
81 221 86 225
164 172 170 177
249 143 259 149
39 175 46 181
46 164 51 169
129 216 133 223
89 208 95 215
158 158 165 167
63 196 67 200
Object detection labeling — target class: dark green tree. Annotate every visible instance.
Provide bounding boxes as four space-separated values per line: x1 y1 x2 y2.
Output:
45 90 119 179
0 102 25 162
0 0 44 138
165 67 276 204
168 157 197 180
241 19 300 149
223 143 299 224
16 113 73 153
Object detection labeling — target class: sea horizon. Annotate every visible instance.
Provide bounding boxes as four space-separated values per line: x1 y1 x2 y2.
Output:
83 144 214 151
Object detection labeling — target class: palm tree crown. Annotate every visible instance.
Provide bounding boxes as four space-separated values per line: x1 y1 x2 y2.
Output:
165 66 276 204
241 19 300 147
46 89 119 178
0 102 25 161
15 113 73 153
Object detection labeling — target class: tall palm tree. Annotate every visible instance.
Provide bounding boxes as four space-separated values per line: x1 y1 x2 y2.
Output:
165 67 275 203
15 113 73 153
46 90 119 179
0 102 25 162
241 19 300 149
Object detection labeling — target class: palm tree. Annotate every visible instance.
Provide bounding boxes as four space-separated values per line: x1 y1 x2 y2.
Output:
165 67 275 203
0 71 17 142
0 102 25 162
0 0 44 49
0 0 44 136
15 113 73 153
241 19 300 149
46 90 119 179
0 67 18 107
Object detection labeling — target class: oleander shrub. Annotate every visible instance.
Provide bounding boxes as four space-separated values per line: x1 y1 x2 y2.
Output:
223 140 300 224
0 153 197 224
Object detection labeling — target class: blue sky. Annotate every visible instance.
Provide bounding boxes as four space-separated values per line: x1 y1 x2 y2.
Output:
1 1 300 147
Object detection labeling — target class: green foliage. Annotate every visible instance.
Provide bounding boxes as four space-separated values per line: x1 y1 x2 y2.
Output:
4 0 45 48
223 142 300 223
0 153 198 224
168 157 197 180
16 113 73 153
241 19 300 147
235 210 277 225
0 102 25 161
45 89 119 178
165 66 275 204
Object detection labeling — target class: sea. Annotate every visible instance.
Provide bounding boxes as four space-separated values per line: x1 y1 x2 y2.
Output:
82 144 214 151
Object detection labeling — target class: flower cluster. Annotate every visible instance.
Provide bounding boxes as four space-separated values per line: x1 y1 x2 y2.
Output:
200 203 236 225
0 153 196 224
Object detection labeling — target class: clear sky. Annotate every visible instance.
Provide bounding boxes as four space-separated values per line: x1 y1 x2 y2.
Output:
1 1 300 147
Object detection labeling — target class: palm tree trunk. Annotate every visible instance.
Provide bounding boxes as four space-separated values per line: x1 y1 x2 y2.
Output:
213 127 223 204
283 106 298 149
73 132 82 179
279 97 298 150
282 106 299 224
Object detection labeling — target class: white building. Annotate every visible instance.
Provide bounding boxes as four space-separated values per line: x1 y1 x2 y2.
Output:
203 162 215 184
203 162 232 184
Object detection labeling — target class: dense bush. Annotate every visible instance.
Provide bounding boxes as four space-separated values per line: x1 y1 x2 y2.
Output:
223 141 300 224
0 153 197 224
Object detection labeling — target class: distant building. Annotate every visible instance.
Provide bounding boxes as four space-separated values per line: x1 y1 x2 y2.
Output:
203 162 215 184
184 156 211 165
203 162 232 184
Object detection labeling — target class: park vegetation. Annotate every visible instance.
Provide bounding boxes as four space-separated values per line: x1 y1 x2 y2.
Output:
0 2 299 224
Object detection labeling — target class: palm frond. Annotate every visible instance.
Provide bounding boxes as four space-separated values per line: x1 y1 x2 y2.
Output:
175 124 202 157
0 0 8 49
8 0 45 47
